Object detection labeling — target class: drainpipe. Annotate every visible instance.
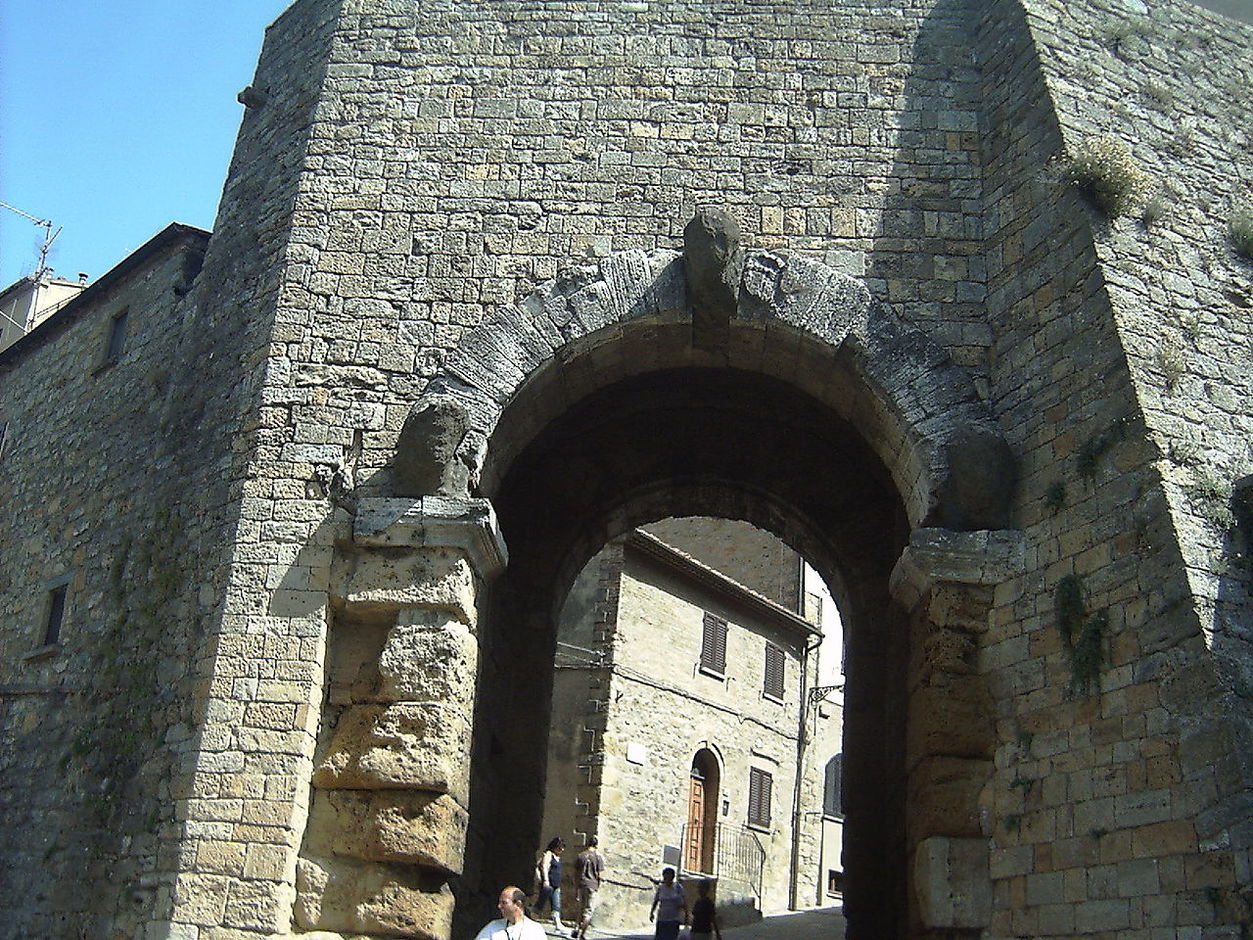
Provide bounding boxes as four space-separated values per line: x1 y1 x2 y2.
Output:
788 631 823 910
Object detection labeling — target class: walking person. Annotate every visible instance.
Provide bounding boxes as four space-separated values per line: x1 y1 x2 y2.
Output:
535 836 573 937
573 835 605 939
474 885 548 940
649 867 688 940
689 880 721 940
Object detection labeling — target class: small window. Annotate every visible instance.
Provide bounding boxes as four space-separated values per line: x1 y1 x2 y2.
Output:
827 869 844 897
700 612 727 676
747 767 773 829
44 583 68 646
104 309 129 361
823 754 843 818
763 642 785 700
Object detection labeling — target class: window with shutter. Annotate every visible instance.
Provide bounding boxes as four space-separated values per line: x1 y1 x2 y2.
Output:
747 767 773 829
700 612 727 676
823 754 843 818
763 642 785 700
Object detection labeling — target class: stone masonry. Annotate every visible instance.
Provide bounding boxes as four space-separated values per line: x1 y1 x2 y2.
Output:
0 1 1250 939
541 524 824 929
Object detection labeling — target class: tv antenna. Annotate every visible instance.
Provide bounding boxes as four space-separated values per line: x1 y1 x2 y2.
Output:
0 200 62 280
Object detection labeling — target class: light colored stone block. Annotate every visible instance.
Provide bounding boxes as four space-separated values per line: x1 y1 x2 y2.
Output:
295 855 454 939
313 703 471 799
377 611 478 704
304 789 468 872
914 836 992 929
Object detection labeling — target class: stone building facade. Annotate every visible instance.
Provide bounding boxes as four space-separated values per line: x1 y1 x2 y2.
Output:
0 1 1250 939
539 522 830 928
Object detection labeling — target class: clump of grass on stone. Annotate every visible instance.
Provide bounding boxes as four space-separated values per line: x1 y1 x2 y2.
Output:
1060 136 1152 218
1231 208 1253 260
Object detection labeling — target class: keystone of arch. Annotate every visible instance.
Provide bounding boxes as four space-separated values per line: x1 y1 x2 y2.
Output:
395 230 1015 532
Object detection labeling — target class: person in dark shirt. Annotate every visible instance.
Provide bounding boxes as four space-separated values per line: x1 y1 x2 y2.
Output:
535 836 573 937
573 835 605 939
690 879 721 940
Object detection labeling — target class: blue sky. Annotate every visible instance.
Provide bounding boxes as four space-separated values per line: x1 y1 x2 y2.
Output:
0 1 291 287
5 0 1249 290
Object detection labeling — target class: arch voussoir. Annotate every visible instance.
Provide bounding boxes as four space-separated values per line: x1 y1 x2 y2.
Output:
396 234 1016 535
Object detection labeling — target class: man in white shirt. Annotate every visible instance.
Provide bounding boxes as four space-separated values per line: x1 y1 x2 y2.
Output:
474 885 548 940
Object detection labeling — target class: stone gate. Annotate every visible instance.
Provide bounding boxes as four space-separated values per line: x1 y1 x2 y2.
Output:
1 1 1250 939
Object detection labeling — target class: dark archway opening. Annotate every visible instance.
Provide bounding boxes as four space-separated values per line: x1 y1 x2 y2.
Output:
462 365 911 940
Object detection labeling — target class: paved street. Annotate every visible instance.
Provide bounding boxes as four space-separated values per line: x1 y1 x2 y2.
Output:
551 905 846 940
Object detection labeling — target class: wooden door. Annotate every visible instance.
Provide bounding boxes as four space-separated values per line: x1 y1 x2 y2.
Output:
685 768 707 873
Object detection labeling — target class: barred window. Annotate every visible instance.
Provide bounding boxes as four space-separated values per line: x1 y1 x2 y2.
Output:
748 767 773 829
700 612 727 675
763 642 785 700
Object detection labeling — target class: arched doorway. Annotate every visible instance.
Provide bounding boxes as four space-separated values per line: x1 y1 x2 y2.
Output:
469 362 913 938
685 749 721 877
373 222 1016 939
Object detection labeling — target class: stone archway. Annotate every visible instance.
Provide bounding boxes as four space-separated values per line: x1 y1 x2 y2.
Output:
319 211 1021 940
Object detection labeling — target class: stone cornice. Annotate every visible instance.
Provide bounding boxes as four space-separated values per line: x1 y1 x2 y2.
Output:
889 528 1025 614
353 496 509 577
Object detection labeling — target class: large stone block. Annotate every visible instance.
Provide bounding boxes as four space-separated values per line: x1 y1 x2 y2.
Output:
294 855 454 939
377 611 478 705
313 704 470 799
906 682 995 766
914 836 992 930
908 755 993 839
304 789 468 872
334 548 477 623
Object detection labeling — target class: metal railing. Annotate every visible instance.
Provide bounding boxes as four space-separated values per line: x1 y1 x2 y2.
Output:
678 822 765 898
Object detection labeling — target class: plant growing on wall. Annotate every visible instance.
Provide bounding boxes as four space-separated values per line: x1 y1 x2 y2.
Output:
1075 415 1132 478
1231 208 1253 260
1060 136 1152 219
1054 574 1107 695
1044 481 1067 512
1184 470 1235 532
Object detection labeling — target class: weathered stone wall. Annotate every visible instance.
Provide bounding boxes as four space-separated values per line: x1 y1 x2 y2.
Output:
163 4 996 933
643 517 804 611
133 2 360 936
969 0 1253 936
541 539 621 875
1026 9 1253 912
1 0 1249 938
0 229 212 939
1025 0 1253 677
293 0 996 506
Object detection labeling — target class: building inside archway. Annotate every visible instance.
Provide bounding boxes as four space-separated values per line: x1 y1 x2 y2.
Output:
537 517 846 931
465 363 913 940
